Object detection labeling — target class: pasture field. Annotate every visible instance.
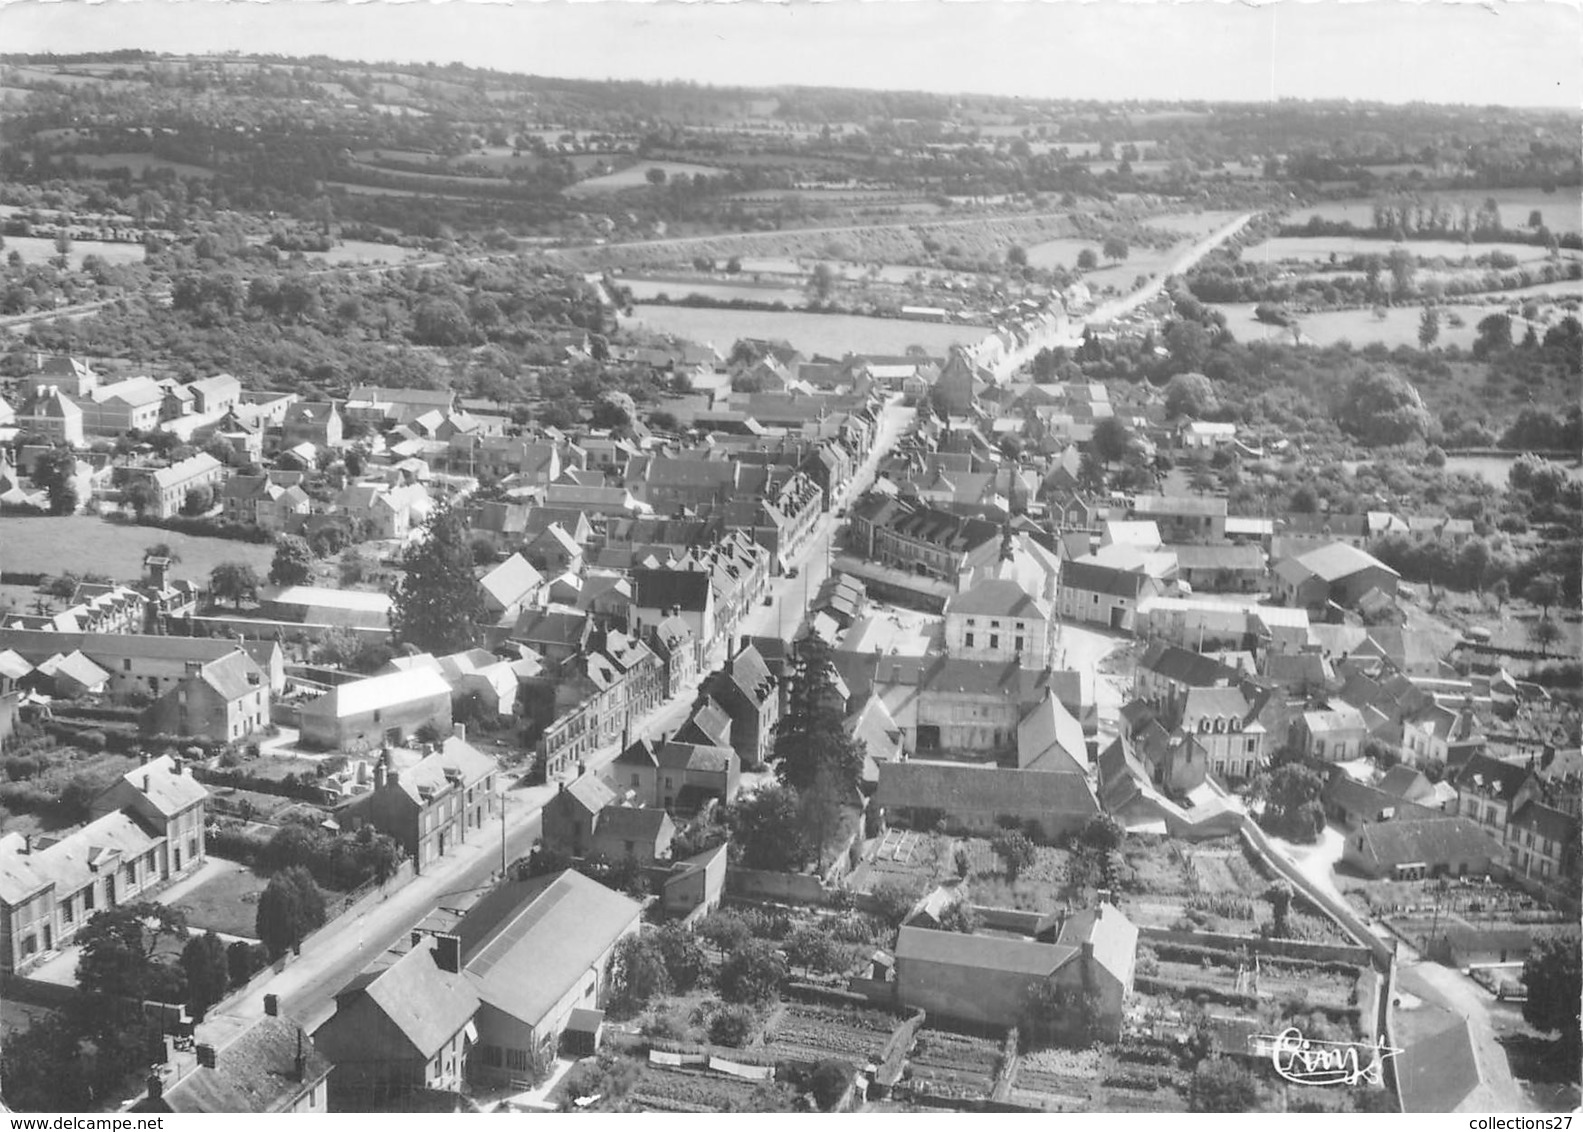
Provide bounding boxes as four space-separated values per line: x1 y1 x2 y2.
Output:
168 863 270 940
0 515 276 585
1212 293 1579 351
301 239 426 266
1 235 146 269
1288 189 1583 235
1244 235 1575 264
618 277 808 306
566 161 729 195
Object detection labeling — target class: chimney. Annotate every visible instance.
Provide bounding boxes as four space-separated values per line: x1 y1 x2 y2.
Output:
294 1028 306 1083
172 757 183 775
577 759 587 778
433 933 461 974
196 1044 216 1069
374 759 387 790
263 993 279 1017
20 834 31 854
558 780 567 795
452 722 466 743
140 751 151 766
145 1072 163 1103
143 774 151 792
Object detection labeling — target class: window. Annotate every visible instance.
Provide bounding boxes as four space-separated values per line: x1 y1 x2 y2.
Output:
1246 738 1257 754
990 635 999 650
1015 637 1025 654
965 633 975 648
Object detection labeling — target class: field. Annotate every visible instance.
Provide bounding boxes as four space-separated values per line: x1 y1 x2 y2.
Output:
0 515 277 586
763 999 905 1064
1211 293 1580 351
300 239 426 266
623 304 987 358
565 162 728 196
69 153 215 179
1244 235 1575 265
167 861 269 939
619 277 808 306
1 235 146 269
1288 189 1583 235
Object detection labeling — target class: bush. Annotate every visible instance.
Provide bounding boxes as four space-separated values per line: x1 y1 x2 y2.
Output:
707 1003 758 1048
718 939 786 1006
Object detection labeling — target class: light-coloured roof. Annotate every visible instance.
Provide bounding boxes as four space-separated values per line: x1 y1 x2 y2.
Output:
944 578 1043 620
0 810 160 906
456 871 642 1028
263 586 392 613
1018 692 1087 773
119 753 209 817
896 925 1078 977
321 668 452 719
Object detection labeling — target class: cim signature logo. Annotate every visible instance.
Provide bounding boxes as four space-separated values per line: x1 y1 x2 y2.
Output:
1256 1027 1403 1087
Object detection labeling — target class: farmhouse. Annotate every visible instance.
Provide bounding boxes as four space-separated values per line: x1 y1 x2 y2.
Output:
876 759 1098 840
1341 817 1502 879
1273 543 1400 613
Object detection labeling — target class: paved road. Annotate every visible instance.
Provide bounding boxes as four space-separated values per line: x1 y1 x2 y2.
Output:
208 399 914 1034
987 211 1256 380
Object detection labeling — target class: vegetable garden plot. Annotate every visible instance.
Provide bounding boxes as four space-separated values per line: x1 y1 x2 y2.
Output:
763 1000 904 1064
629 1065 766 1112
905 1027 1002 1097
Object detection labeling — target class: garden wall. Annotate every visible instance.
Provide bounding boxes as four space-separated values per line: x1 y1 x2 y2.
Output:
1138 926 1371 966
1237 819 1394 969
726 865 834 905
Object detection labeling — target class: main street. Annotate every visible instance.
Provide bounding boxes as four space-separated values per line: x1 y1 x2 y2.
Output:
211 395 915 1034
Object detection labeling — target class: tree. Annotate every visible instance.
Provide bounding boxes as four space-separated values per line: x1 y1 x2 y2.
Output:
1491 578 1510 611
1336 369 1433 446
1264 881 1293 938
181 930 230 1021
653 922 709 992
209 561 261 609
339 547 372 587
809 262 838 301
990 830 1037 881
645 166 668 186
1006 244 1028 268
727 783 811 872
1386 246 1416 297
1090 416 1132 465
807 1060 856 1111
1020 980 1101 1048
1528 209 1545 229
869 878 926 928
1530 617 1563 657
1418 305 1441 349
182 484 214 516
774 635 866 797
1076 248 1099 270
255 867 326 959
32 448 80 515
718 939 785 1006
268 535 313 587
608 933 672 1016
1525 574 1561 620
1164 372 1216 419
1189 1058 1258 1112
1080 814 1123 854
76 902 188 1002
1258 764 1326 843
935 901 980 934
1102 235 1130 262
1473 313 1514 358
412 298 472 347
390 503 488 655
785 925 850 975
1522 935 1581 1058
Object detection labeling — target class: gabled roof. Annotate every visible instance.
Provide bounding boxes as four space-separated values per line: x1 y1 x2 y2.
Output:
1138 642 1234 688
631 568 713 613
560 775 616 816
595 805 675 842
680 697 732 747
1017 692 1087 774
454 870 641 1029
1450 752 1534 801
1351 817 1501 870
190 650 266 702
0 810 160 905
1507 800 1577 844
333 941 479 1059
157 1016 331 1114
655 741 736 773
116 753 208 817
945 578 1043 620
314 668 451 719
896 925 1079 977
876 760 1098 819
1295 542 1399 583
479 553 543 608
1378 765 1436 803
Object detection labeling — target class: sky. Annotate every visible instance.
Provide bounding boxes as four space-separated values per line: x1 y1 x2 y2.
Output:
0 0 1579 109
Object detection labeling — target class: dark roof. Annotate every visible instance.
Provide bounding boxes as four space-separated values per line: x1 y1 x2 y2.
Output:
1450 752 1535 801
945 579 1043 619
1323 774 1439 823
1352 817 1501 870
1138 642 1234 688
1061 558 1152 599
1378 765 1435 802
656 741 736 773
1395 1015 1480 1113
1507 800 1577 844
158 1017 330 1114
876 760 1098 819
596 805 674 841
631 568 713 612
896 925 1077 977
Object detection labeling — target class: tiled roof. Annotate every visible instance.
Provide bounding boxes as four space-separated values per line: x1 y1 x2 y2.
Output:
876 760 1098 819
336 942 479 1058
158 1016 331 1113
1352 817 1501 871
118 753 208 817
1295 542 1398 583
945 578 1043 620
896 925 1078 977
1138 642 1234 687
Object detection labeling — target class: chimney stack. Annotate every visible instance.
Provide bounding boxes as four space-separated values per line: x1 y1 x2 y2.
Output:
172 757 183 775
196 1044 216 1069
143 774 151 792
294 1028 306 1083
374 759 387 790
145 1072 163 1103
263 993 279 1017
452 722 466 743
433 933 461 974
